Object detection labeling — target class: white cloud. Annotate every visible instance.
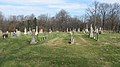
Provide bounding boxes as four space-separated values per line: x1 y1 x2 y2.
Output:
48 3 88 10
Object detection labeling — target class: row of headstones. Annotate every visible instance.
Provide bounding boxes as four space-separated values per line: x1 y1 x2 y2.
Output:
89 24 102 41
0 29 22 39
24 26 53 35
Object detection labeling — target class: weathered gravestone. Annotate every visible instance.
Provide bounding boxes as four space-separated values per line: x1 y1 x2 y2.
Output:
13 31 17 38
30 29 37 44
90 24 94 38
67 28 69 32
16 29 21 37
77 28 80 32
99 27 102 34
49 29 52 33
85 24 89 33
35 26 38 35
94 28 99 41
39 29 43 33
82 29 85 34
68 31 75 44
27 28 32 35
24 27 27 35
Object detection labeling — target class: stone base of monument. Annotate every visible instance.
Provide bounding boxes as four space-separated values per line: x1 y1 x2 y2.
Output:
30 36 37 44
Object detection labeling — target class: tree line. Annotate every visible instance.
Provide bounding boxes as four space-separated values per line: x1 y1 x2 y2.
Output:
0 1 120 32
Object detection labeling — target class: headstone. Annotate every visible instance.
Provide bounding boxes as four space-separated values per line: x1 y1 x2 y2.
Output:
68 31 75 44
99 27 102 34
77 28 80 32
85 29 89 33
24 27 27 34
30 29 37 44
49 29 52 33
56 31 59 32
35 26 38 35
27 28 32 35
85 24 89 33
82 29 85 34
13 31 17 38
90 24 94 38
73 29 76 32
16 29 21 37
39 29 43 33
67 28 69 32
94 28 99 41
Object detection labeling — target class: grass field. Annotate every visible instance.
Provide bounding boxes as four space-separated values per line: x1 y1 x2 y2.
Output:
0 32 120 67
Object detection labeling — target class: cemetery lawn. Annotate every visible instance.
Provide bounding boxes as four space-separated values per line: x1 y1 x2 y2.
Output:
0 32 120 67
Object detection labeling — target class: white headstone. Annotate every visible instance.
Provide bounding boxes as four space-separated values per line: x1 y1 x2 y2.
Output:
73 29 76 32
49 29 52 33
99 27 103 34
39 29 43 33
95 28 99 33
67 28 69 32
16 29 21 37
24 28 27 34
85 24 89 33
77 28 80 32
90 24 94 38
35 26 38 35
69 31 74 44
28 28 32 35
85 29 89 33
83 29 85 34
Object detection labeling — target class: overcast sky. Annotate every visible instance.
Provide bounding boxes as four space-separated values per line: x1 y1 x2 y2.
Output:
0 0 119 17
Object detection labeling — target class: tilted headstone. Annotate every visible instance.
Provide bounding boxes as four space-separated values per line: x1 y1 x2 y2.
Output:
90 24 94 38
35 26 38 35
30 29 37 44
24 27 27 34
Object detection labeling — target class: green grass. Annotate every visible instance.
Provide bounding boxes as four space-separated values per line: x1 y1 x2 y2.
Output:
0 32 120 67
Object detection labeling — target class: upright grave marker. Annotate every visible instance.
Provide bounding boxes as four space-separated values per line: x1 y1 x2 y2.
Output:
16 29 21 37
90 24 94 38
39 29 43 33
24 27 27 35
30 29 37 44
49 29 52 33
35 26 38 35
68 31 75 44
